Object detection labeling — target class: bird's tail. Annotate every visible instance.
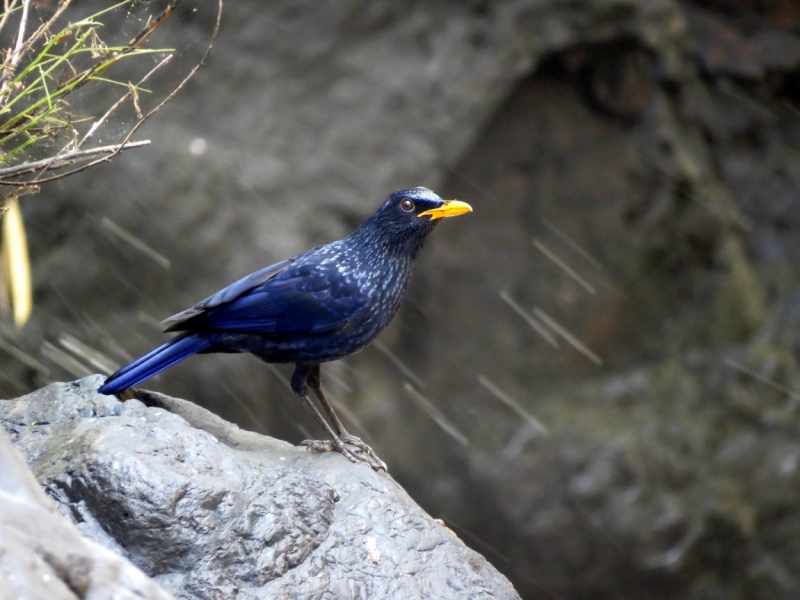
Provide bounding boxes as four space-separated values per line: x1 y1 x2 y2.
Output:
98 334 212 395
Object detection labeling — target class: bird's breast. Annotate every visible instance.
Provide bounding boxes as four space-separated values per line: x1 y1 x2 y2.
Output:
333 253 412 337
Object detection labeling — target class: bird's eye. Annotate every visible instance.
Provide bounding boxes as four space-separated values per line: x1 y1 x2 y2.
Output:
400 199 415 212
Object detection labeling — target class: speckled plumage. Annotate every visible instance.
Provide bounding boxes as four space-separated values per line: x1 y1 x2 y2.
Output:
99 187 471 469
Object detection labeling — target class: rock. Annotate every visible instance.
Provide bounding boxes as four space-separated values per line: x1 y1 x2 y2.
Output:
0 422 174 599
0 376 519 600
686 6 800 79
579 40 657 122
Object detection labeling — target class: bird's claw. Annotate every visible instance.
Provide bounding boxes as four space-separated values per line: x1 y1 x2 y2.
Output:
301 436 387 471
301 439 337 453
338 432 387 470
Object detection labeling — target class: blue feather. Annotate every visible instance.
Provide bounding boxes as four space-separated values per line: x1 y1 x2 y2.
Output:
98 335 212 394
164 252 368 335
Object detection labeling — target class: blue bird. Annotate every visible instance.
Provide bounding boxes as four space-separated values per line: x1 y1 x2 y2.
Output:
99 187 472 469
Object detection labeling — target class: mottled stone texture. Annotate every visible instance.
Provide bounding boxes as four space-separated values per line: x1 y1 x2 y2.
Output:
0 423 174 599
0 377 519 600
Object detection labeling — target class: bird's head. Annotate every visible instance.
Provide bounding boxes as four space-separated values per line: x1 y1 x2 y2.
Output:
355 187 472 257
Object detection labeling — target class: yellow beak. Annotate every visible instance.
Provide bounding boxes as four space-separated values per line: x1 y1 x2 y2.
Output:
417 199 473 221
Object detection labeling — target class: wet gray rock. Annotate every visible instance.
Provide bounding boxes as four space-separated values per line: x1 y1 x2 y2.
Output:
0 376 519 600
0 424 174 599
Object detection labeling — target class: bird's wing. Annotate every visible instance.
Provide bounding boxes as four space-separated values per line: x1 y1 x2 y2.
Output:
162 258 295 331
163 257 370 335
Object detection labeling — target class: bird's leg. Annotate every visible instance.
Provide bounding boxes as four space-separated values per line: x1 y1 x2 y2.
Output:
290 364 384 470
306 365 387 471
292 365 359 462
306 364 345 435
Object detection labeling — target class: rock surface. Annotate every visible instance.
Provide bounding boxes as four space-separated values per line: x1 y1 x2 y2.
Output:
0 376 519 600
0 422 174 599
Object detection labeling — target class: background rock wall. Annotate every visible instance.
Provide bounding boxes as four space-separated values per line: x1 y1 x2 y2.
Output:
4 0 800 598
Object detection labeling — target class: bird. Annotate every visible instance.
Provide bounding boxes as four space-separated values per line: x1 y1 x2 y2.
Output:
98 187 472 470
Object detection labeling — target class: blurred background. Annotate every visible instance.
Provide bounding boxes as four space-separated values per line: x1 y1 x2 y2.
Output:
4 0 800 597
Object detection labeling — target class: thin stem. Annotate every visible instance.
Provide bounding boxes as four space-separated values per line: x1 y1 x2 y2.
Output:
0 1 22 41
16 0 73 62
0 140 150 179
0 0 223 187
77 54 172 149
9 0 30 70
30 0 224 185
0 0 29 104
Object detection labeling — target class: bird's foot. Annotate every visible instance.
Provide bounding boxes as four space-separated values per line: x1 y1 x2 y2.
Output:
301 439 338 454
301 436 387 471
338 432 387 471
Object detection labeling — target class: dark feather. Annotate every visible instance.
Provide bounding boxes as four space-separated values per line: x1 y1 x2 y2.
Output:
162 258 295 331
